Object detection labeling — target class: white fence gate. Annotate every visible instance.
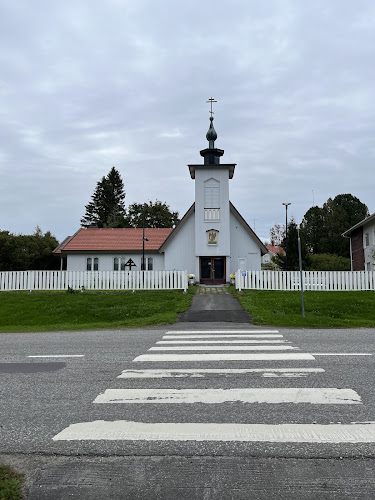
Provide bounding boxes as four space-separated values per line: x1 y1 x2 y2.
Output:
236 270 375 291
0 270 188 292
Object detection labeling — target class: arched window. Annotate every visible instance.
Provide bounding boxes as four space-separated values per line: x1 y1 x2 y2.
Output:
204 178 220 208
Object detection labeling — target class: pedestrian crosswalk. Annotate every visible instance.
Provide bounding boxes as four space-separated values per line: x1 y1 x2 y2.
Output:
52 421 375 443
93 387 361 404
133 352 315 361
53 328 375 443
116 367 325 378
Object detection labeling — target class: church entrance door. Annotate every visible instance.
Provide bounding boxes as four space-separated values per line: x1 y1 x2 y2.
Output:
200 257 226 285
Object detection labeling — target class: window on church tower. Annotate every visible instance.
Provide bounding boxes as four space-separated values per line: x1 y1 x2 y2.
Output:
204 178 220 208
204 178 220 221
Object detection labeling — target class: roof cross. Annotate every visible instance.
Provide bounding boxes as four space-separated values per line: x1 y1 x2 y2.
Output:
206 97 217 117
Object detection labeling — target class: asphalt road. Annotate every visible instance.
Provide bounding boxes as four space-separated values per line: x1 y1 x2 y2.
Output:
1 323 375 499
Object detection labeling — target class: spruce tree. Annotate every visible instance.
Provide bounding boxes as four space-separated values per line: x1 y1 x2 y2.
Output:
273 219 311 271
81 167 127 228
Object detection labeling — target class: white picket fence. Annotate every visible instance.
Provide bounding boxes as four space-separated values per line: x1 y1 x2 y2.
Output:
0 270 188 292
236 270 375 291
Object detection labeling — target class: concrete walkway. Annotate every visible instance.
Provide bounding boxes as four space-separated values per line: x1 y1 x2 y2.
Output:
179 286 252 323
195 285 231 294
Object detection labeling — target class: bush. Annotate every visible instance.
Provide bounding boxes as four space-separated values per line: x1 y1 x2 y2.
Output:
309 253 351 271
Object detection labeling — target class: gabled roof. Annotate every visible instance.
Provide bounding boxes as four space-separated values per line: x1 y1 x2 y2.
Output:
266 244 285 256
53 235 72 254
229 202 268 255
158 204 195 252
342 212 375 237
158 202 268 255
54 227 173 253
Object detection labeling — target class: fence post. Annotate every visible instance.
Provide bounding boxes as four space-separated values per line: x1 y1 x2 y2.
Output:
237 270 242 292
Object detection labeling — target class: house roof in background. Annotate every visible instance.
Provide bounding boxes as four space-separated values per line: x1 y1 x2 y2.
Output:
342 212 375 237
266 244 285 255
54 227 173 253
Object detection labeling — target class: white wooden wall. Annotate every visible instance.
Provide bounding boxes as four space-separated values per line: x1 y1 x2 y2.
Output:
236 270 375 291
66 253 165 271
0 270 188 292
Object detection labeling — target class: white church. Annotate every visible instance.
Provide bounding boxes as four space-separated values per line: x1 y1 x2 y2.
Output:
55 113 267 285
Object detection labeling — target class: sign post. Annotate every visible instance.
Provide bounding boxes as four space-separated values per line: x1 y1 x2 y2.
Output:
297 227 305 318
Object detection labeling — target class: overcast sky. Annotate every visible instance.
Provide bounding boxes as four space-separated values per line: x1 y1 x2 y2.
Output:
1 0 375 243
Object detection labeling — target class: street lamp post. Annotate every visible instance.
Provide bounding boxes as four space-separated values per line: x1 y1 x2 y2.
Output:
142 205 148 271
282 202 291 271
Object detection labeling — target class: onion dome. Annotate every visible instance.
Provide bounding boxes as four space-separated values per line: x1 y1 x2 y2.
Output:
206 116 217 149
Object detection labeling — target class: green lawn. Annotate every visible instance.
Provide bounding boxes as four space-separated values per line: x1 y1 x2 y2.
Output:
0 465 23 500
231 289 375 328
0 289 193 333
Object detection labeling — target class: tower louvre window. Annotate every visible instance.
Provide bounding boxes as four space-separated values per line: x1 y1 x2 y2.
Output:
204 178 220 208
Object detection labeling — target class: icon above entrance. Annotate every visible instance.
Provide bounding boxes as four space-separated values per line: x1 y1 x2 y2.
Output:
200 257 226 285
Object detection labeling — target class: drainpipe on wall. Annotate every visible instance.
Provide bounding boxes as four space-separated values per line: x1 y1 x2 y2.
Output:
342 233 352 271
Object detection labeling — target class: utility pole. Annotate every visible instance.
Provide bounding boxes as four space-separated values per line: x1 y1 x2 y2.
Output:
298 227 305 318
142 205 148 271
282 202 291 271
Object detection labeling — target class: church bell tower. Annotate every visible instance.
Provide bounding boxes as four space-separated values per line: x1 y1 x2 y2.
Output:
187 99 236 284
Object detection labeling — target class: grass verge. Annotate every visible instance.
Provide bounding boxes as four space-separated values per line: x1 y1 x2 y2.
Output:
0 465 23 500
0 288 194 333
231 289 375 328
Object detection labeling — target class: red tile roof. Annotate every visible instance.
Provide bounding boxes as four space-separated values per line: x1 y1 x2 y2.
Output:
266 244 285 255
53 236 72 254
55 228 173 253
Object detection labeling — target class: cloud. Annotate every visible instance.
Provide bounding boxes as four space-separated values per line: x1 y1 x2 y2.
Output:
0 0 375 243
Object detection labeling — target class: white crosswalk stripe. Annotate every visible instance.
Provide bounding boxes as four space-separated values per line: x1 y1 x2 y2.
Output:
93 388 361 405
117 368 325 379
133 353 315 362
164 330 281 334
53 421 375 443
163 334 283 339
53 328 372 444
149 345 298 351
157 339 289 344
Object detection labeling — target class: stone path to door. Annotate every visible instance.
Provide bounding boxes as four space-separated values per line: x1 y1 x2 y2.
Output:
196 285 230 294
179 286 252 323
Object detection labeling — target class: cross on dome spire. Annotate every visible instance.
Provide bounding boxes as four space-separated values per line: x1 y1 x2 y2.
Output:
206 97 217 117
205 97 218 149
